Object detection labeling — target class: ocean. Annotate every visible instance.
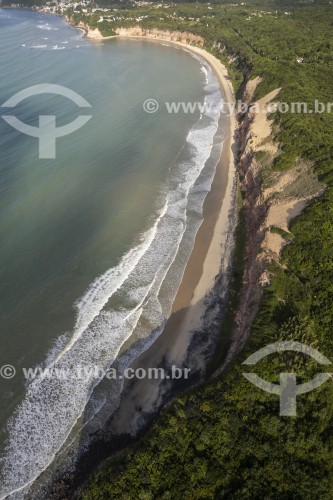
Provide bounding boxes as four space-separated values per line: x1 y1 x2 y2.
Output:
0 8 225 498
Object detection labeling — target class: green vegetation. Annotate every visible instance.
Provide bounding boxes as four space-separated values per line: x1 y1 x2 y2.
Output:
270 225 293 240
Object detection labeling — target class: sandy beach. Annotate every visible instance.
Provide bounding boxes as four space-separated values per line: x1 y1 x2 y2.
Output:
96 34 238 434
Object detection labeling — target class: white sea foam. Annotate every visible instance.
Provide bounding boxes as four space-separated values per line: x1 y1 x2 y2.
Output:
50 202 168 367
0 52 224 500
37 23 58 31
0 307 144 499
36 24 51 30
200 64 209 84
81 72 225 438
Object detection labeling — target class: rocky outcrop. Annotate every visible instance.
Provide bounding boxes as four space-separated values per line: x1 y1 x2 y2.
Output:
115 27 204 46
215 99 268 374
72 22 204 45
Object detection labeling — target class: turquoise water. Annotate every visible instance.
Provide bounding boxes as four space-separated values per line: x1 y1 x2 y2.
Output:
0 8 224 498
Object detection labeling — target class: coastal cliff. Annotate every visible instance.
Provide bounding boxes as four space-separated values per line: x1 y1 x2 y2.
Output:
115 27 204 46
71 21 204 46
214 72 325 375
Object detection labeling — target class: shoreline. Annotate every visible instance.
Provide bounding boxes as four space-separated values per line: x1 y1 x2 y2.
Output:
66 18 238 443
83 30 237 364
122 36 237 366
46 11 238 382
46 12 237 348
79 34 238 436
64 18 238 378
